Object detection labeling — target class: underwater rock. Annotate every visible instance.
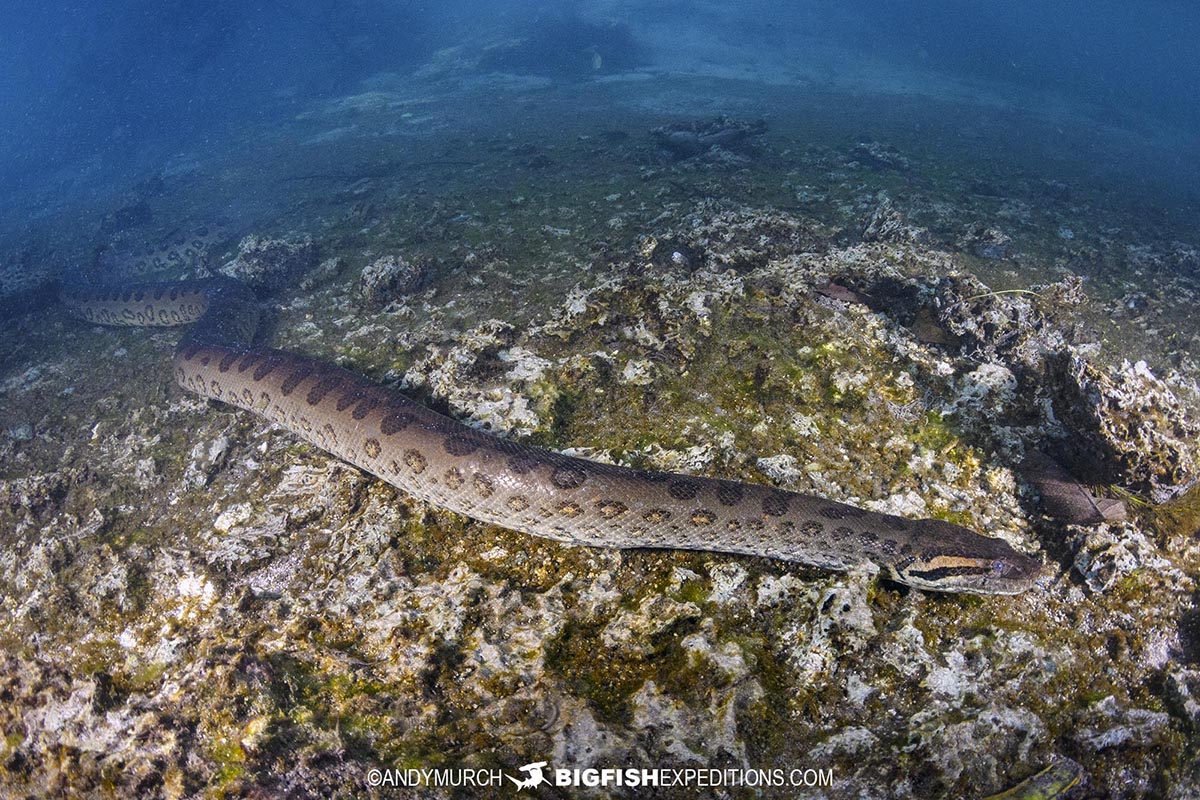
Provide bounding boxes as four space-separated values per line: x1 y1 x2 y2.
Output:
1054 357 1199 502
849 140 911 170
954 362 1019 417
357 254 429 309
935 274 1080 372
299 256 345 292
204 233 317 291
958 222 1012 259
7 422 33 441
1166 668 1200 732
639 236 701 273
402 319 560 437
935 273 1196 500
3 471 71 515
1069 522 1173 593
1074 695 1171 754
651 116 767 161
663 201 826 273
182 434 231 489
860 193 929 244
618 358 656 386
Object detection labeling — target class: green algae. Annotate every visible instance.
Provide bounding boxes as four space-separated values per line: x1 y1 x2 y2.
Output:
1153 483 1200 542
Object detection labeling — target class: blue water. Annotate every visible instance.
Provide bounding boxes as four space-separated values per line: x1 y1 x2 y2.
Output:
0 0 1197 297
2 1 1196 195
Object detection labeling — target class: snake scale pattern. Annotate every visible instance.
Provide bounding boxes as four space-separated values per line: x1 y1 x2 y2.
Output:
62 277 1040 594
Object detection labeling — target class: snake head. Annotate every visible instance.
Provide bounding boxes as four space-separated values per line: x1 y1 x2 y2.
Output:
888 519 1043 595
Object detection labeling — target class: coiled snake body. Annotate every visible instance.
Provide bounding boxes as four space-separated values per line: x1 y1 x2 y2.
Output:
63 277 1040 594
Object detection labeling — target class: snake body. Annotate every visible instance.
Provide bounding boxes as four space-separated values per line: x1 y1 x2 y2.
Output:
62 278 1040 594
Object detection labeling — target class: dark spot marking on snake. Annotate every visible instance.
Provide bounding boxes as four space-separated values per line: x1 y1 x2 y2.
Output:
507 495 530 512
352 396 380 420
643 508 671 524
380 411 416 435
690 509 717 526
668 479 700 501
444 468 464 489
364 438 382 458
281 364 314 396
551 465 588 489
181 343 203 361
199 354 212 367
444 436 479 457
335 389 362 412
473 474 495 498
558 502 584 518
218 352 238 373
800 520 824 537
403 449 427 473
306 374 343 406
831 526 854 541
253 359 279 382
880 539 899 555
762 493 790 517
636 470 670 483
859 531 879 546
596 500 627 518
717 483 744 506
507 454 541 474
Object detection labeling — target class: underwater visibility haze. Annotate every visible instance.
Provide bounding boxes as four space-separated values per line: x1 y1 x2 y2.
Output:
1 1 1200 797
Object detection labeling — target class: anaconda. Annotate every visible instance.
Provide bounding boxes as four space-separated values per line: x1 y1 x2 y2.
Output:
62 277 1041 594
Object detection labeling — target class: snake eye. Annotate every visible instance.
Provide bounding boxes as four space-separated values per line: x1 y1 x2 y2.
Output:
991 560 1007 576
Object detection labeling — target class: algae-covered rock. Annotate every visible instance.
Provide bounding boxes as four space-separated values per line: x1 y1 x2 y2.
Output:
1056 357 1199 501
358 254 429 309
663 201 829 273
959 222 1012 260
204 233 318 291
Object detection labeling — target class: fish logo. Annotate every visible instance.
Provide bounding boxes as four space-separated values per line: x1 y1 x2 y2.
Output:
507 761 548 791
